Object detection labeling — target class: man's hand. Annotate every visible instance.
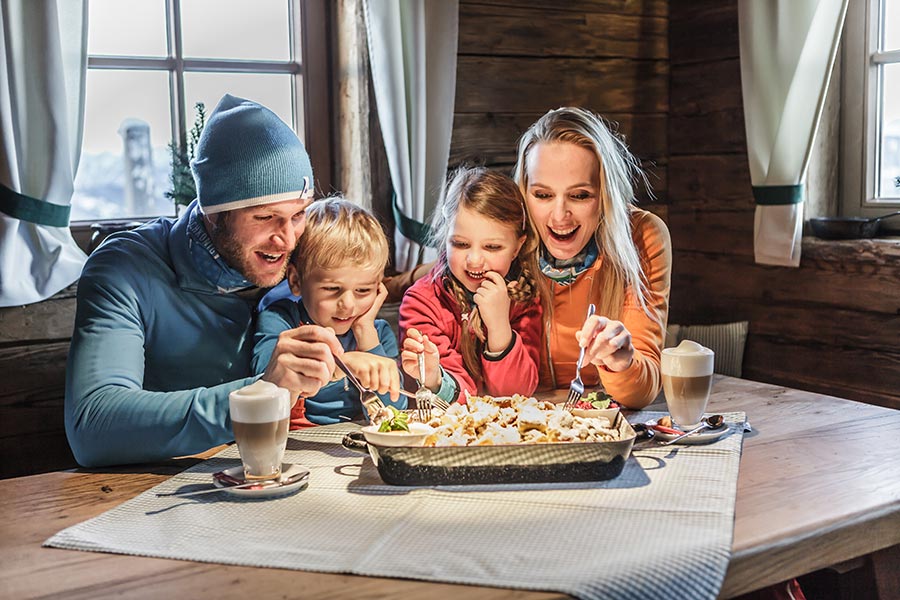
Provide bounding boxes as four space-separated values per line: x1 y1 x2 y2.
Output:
400 328 441 390
473 271 513 353
351 282 388 351
262 325 342 400
340 351 400 402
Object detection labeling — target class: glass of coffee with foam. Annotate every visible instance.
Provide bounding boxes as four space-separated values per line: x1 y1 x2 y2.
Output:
229 380 291 481
661 340 715 430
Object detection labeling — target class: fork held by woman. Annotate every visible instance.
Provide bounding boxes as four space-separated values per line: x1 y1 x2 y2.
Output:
564 303 596 410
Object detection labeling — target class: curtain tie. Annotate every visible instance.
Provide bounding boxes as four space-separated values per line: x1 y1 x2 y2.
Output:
0 183 71 227
392 191 435 247
752 185 804 205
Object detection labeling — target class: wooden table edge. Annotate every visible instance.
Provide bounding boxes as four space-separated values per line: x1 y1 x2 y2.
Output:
722 502 900 597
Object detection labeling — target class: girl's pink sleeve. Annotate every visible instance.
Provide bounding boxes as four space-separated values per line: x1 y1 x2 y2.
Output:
481 300 542 397
399 282 476 403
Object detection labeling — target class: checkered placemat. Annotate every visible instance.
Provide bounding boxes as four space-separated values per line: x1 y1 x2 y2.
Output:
46 412 746 600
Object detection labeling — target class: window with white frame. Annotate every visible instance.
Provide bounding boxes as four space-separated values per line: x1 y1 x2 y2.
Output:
72 0 329 223
842 0 900 216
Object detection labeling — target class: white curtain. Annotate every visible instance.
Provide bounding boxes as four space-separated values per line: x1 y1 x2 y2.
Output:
0 0 88 307
739 0 848 267
363 0 458 271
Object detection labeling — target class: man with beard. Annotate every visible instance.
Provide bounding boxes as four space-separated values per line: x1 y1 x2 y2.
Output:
65 94 398 467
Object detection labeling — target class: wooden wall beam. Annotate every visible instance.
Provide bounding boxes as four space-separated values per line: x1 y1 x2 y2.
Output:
451 112 667 166
669 1 739 64
459 0 667 18
459 4 667 59
456 56 668 114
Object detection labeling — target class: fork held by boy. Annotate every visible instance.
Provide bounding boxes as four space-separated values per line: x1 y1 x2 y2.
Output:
330 351 392 425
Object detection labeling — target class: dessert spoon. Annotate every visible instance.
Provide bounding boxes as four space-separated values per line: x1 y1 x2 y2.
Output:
658 414 725 446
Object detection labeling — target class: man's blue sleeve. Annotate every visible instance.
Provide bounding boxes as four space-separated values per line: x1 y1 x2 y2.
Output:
252 300 299 375
65 258 255 467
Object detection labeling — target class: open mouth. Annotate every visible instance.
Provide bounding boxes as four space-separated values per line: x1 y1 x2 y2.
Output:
332 315 355 324
256 251 285 264
547 225 580 242
465 270 486 280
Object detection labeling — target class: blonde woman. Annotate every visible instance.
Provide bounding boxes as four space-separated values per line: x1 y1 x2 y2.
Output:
513 107 672 409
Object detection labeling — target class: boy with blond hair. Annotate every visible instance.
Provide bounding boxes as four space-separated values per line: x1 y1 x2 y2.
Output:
252 197 405 427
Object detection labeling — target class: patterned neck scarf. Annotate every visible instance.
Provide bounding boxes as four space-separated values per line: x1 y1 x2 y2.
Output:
186 204 256 293
539 237 599 287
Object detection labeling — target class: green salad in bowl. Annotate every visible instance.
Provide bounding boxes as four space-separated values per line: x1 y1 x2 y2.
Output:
571 390 617 411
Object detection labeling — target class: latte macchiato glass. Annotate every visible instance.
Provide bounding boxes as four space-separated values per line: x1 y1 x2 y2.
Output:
661 340 715 429
229 380 291 481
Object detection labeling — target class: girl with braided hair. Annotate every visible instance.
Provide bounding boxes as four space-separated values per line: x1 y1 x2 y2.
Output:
398 166 545 405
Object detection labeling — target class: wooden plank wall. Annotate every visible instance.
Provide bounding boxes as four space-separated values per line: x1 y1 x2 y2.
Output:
0 284 77 478
454 0 669 212
669 1 900 409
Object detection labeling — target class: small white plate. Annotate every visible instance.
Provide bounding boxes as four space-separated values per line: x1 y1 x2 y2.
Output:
652 423 731 445
361 422 433 447
213 463 309 498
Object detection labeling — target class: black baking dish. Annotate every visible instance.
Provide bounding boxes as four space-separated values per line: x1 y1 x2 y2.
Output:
341 410 638 486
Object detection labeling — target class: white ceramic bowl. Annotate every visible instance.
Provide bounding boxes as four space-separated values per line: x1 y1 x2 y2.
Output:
570 407 620 421
361 422 433 447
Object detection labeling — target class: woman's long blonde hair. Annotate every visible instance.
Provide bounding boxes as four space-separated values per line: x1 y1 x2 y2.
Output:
428 166 543 382
512 107 652 320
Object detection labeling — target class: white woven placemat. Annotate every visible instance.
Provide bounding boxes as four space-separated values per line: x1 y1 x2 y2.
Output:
46 411 746 600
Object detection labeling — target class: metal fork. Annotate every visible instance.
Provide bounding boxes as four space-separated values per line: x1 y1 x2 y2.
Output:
564 303 596 411
430 394 451 412
300 318 392 424
331 352 392 425
415 352 432 422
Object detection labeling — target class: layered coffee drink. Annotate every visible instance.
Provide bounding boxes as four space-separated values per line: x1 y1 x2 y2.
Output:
229 380 291 481
661 340 714 429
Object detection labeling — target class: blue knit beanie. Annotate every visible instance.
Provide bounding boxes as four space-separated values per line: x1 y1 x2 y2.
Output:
191 94 314 215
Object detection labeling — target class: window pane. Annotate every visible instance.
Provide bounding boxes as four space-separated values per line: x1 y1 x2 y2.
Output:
184 72 294 131
884 0 900 52
181 0 290 60
88 0 167 57
878 64 900 198
73 70 175 222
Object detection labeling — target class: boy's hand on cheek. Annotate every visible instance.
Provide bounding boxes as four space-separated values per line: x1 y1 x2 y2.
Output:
352 282 388 351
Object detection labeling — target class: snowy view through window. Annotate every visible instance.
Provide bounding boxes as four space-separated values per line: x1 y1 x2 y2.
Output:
73 123 174 221
72 0 294 222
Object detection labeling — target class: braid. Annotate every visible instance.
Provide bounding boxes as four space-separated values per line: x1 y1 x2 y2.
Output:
430 165 547 388
507 257 538 304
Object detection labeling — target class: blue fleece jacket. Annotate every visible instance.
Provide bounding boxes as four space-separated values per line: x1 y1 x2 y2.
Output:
252 299 405 424
65 201 264 467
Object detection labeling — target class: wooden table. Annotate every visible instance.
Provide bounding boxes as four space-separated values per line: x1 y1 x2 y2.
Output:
2 376 899 599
